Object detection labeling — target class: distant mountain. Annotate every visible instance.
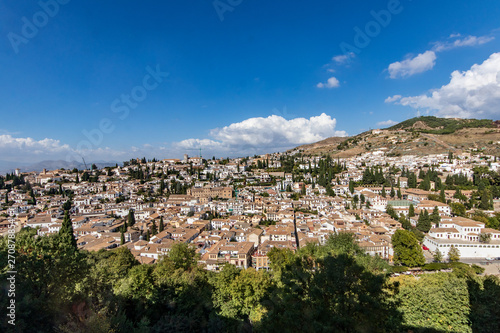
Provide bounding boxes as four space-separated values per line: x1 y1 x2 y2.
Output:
0 160 32 174
0 160 120 174
292 116 500 157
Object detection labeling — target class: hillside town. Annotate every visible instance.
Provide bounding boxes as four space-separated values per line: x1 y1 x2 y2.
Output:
2 147 500 269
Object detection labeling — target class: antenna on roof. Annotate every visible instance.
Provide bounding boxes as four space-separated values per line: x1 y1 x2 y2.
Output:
186 148 203 165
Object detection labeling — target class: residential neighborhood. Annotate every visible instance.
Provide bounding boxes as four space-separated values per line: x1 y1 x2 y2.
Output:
3 148 500 269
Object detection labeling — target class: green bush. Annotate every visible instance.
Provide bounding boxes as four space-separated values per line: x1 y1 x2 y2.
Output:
422 263 450 271
391 265 408 273
471 264 485 275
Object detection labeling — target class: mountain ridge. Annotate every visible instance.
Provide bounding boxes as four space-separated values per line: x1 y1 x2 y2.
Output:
293 116 500 157
0 160 120 174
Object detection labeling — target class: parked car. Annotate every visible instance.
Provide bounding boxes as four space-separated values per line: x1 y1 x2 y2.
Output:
422 245 429 251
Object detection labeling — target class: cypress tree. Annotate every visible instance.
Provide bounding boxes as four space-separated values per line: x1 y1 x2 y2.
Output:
152 220 158 235
30 189 36 205
128 210 136 227
417 209 431 233
59 210 77 250
439 188 446 203
381 185 386 198
430 206 441 227
480 190 490 210
159 216 164 232
409 204 415 217
120 230 125 245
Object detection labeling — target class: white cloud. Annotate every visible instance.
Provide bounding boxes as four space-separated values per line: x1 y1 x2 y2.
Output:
386 52 500 118
388 51 437 79
174 114 347 156
376 120 398 127
384 95 402 103
0 114 349 164
317 77 340 89
0 134 169 165
387 34 494 79
433 35 494 52
0 135 72 160
174 138 225 150
332 52 355 64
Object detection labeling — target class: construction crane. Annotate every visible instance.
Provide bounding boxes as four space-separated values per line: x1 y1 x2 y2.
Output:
81 157 88 170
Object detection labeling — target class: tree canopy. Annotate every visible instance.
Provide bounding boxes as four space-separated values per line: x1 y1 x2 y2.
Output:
391 230 425 267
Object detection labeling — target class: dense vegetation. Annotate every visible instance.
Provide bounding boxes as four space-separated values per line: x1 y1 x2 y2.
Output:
1 230 500 332
387 116 494 134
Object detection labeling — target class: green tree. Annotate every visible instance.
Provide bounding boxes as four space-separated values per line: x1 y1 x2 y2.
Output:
479 189 491 210
408 204 415 217
468 275 500 333
416 209 431 233
448 245 460 262
430 206 441 227
395 273 471 332
127 210 136 227
433 248 443 263
390 186 395 198
168 243 198 270
120 230 125 245
210 264 270 328
386 204 398 220
451 202 466 217
479 233 491 243
159 216 164 232
391 230 425 267
400 214 411 230
397 188 402 199
381 185 386 198
62 200 72 211
2 228 87 331
59 210 77 250
349 180 354 194
439 188 446 203
261 239 395 332
151 220 158 235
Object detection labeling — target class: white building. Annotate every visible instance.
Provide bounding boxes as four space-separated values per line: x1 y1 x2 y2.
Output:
423 217 500 259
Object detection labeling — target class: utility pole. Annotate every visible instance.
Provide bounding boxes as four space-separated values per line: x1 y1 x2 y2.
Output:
292 202 300 249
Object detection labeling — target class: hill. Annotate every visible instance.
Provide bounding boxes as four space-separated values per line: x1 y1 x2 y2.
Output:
293 116 500 157
387 116 496 134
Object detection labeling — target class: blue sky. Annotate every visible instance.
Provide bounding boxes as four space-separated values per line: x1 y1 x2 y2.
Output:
1 0 499 164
